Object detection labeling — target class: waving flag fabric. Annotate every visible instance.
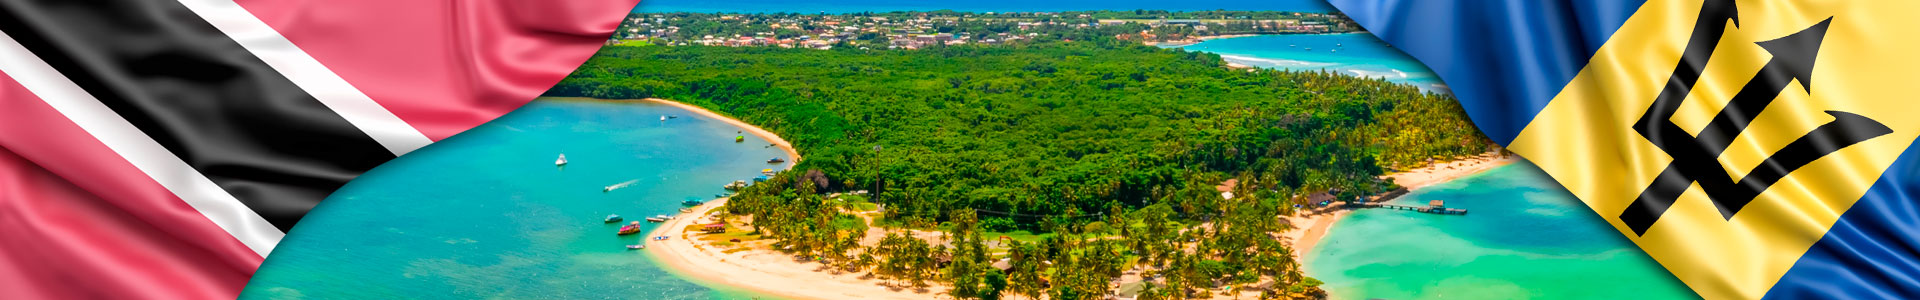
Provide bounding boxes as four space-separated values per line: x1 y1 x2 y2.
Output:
1327 0 1920 298
0 0 637 298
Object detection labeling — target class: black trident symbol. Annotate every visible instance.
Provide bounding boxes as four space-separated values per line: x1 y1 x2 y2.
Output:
1618 1 1893 236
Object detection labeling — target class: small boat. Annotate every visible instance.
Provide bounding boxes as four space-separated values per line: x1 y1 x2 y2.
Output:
653 236 670 241
668 115 681 119
645 215 671 222
555 154 568 166
679 208 695 213
752 175 769 182
660 115 667 121
713 193 727 198
604 214 623 223
1304 47 1311 51
682 199 706 206
603 179 639 192
723 180 748 190
761 169 776 175
767 157 786 163
627 244 646 250
735 135 746 143
617 221 642 235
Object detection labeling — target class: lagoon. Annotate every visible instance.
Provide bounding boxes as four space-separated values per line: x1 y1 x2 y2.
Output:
1306 163 1698 299
241 100 787 299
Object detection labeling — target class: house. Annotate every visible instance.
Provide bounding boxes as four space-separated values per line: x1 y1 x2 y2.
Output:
1216 179 1238 200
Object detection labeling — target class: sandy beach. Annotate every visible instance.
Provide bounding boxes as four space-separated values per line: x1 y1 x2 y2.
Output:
647 198 957 300
623 97 953 299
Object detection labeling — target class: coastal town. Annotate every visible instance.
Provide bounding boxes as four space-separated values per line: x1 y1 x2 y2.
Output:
611 10 1359 50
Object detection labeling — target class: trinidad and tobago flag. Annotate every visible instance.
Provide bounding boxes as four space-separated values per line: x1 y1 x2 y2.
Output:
1330 0 1920 298
0 0 638 298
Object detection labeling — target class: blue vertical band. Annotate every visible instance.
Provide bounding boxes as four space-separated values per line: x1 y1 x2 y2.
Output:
1324 0 1646 144
1765 137 1920 299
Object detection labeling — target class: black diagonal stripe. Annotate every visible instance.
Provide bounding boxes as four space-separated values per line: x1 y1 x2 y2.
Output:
0 0 396 231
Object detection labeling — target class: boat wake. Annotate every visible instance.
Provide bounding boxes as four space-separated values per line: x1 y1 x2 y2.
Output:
603 179 641 192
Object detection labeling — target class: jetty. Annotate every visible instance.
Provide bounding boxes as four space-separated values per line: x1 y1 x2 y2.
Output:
1360 200 1467 215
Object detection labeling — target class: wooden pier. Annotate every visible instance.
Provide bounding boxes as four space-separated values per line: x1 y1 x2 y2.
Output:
1359 200 1467 215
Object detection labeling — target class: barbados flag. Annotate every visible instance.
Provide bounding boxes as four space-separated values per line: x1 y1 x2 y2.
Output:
1326 0 1920 298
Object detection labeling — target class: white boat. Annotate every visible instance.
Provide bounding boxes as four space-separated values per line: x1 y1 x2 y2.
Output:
645 215 672 222
555 153 568 166
627 244 646 250
660 115 667 121
603 179 639 192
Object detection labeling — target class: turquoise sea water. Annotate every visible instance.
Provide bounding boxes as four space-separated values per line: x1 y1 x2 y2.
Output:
1306 163 1699 299
241 99 786 299
633 0 1334 14
1173 33 1450 93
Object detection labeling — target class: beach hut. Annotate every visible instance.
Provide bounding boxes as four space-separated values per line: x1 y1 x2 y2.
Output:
702 223 727 233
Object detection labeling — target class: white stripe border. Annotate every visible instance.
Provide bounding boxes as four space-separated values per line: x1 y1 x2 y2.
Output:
0 30 282 257
177 0 435 155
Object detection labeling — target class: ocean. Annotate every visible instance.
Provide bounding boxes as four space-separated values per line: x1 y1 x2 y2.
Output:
1306 163 1700 299
241 99 783 299
1171 33 1450 93
633 0 1334 14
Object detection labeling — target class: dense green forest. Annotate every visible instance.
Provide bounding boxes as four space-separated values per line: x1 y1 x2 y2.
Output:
548 36 1488 299
550 40 1487 228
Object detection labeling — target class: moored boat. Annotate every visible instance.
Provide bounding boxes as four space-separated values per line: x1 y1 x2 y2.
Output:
604 214 622 223
617 221 642 235
767 157 786 163
682 199 706 206
646 215 672 222
627 244 646 250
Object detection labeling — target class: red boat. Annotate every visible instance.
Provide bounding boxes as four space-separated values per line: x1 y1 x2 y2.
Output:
617 221 642 235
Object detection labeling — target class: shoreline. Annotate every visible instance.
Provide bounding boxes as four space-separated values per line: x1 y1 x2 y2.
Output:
579 97 1518 299
1284 152 1519 266
594 97 944 299
545 97 803 164
638 98 804 164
